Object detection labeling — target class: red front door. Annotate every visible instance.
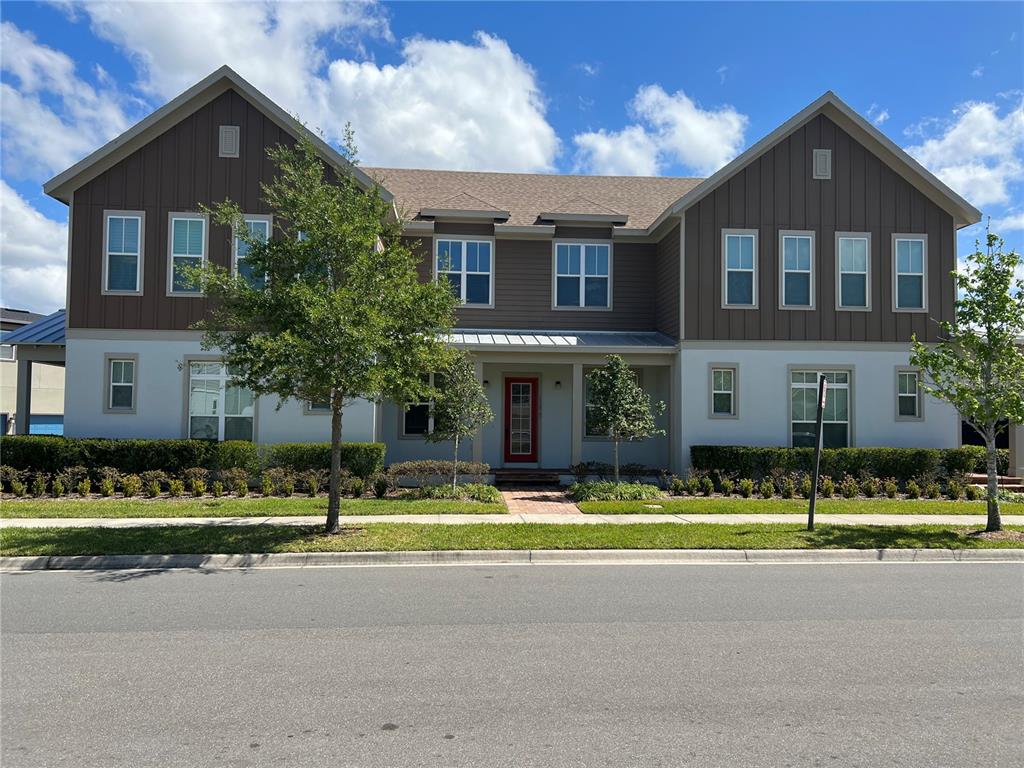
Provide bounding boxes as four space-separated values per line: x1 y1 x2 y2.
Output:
504 377 539 462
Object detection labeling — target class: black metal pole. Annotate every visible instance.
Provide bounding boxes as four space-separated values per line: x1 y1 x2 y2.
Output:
807 374 827 532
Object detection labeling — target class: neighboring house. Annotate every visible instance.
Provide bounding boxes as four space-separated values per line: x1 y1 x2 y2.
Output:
0 309 66 435
42 66 988 473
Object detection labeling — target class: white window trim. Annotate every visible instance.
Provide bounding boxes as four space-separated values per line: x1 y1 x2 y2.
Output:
708 363 738 419
102 210 145 296
551 239 613 311
892 233 928 313
433 237 495 308
184 358 257 441
835 232 872 311
895 367 924 421
0 343 15 362
721 228 759 309
787 366 855 448
401 373 437 438
233 214 273 283
166 212 208 297
778 230 815 310
103 353 138 414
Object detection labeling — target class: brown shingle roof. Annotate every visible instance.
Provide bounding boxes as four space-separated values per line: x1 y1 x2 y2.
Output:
363 167 703 230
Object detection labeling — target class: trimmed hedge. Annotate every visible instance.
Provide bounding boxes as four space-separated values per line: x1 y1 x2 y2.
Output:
690 445 1010 483
265 442 386 478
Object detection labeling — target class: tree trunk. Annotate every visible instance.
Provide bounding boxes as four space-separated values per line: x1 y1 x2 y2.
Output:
326 400 344 534
985 431 1002 532
613 439 620 484
452 434 459 491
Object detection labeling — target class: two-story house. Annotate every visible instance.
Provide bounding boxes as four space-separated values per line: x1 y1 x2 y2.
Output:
41 66 982 474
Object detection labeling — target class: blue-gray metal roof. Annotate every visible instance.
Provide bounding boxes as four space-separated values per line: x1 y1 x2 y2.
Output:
3 309 65 345
449 329 677 351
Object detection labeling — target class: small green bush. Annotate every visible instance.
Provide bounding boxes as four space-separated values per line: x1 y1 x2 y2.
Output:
860 476 880 498
30 472 47 497
799 475 812 499
946 479 964 501
419 483 502 503
10 479 27 496
267 442 386 478
780 477 796 499
738 478 754 498
964 483 983 501
301 469 325 496
182 467 209 486
839 475 859 499
372 475 389 499
388 460 490 487
121 474 141 497
819 475 835 498
758 478 775 499
167 479 185 497
669 477 686 496
210 481 224 498
76 478 91 497
719 477 734 496
685 476 701 496
51 478 65 497
569 482 662 501
145 481 161 498
260 472 275 497
883 478 899 498
0 465 22 492
905 479 921 499
140 470 167 492
924 481 941 499
99 478 115 497
700 476 715 497
346 476 366 498
190 479 207 497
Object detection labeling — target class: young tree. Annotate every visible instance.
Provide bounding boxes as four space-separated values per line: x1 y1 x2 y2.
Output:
194 133 457 533
586 354 666 483
426 351 494 489
911 230 1024 532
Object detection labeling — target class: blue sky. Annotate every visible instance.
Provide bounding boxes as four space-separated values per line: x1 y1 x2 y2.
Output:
1 1 1022 312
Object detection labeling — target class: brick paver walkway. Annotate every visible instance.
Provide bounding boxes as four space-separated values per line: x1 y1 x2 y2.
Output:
500 489 582 515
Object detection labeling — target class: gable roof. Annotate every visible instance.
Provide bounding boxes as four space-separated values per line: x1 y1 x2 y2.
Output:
364 167 702 230
651 91 982 232
43 66 389 205
419 191 511 220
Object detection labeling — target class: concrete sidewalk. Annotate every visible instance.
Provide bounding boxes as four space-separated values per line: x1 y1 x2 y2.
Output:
2 513 1023 528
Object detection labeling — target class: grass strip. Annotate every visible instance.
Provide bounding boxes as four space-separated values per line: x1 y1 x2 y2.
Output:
0 497 506 519
577 498 1024 515
2 523 1022 557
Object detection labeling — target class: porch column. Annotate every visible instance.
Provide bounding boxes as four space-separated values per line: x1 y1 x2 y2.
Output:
669 354 682 475
571 363 583 466
14 358 32 435
472 360 484 463
1011 422 1024 479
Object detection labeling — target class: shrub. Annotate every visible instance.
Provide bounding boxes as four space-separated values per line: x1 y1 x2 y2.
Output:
758 478 775 499
121 474 142 497
860 476 880 498
140 470 167 492
145 481 161 498
190 479 207 497
905 479 921 499
219 468 249 493
780 476 796 499
0 436 244 475
569 482 662 501
946 478 964 501
10 479 27 497
167 479 185 497
669 477 686 496
57 466 88 494
924 481 941 499
685 474 701 497
621 463 648 483
719 477 734 496
182 467 209 486
267 442 386 478
883 478 899 499
346 476 366 498
388 460 489 487
569 463 589 484
420 483 502 503
819 475 835 498
210 480 224 498
76 478 91 497
96 466 121 487
0 465 22 492
964 483 983 501
31 472 48 497
51 478 65 497
260 472 275 497
372 475 389 499
799 475 813 499
738 478 754 498
700 476 715 497
839 475 859 499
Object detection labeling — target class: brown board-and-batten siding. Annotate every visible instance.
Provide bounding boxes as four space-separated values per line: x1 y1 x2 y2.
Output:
683 113 955 343
654 222 681 339
69 88 297 330
410 222 662 332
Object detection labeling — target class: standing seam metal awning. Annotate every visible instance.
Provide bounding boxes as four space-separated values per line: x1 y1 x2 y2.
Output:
3 309 66 346
448 329 677 352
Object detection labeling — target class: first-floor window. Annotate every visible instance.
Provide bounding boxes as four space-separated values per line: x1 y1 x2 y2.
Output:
308 401 331 413
108 359 135 410
791 370 850 448
188 362 254 441
555 242 610 308
437 239 492 306
585 367 642 436
710 367 736 417
897 370 922 419
403 373 439 436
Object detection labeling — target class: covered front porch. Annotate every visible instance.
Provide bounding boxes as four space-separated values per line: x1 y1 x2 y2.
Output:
379 330 680 473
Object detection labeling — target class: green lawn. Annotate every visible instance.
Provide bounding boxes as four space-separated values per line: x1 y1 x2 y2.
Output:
577 497 1024 515
1 523 1022 557
0 496 506 519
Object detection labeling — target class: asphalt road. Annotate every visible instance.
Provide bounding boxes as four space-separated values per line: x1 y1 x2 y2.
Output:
2 562 1022 767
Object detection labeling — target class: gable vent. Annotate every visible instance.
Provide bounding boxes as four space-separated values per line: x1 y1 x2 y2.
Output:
812 148 831 180
219 125 240 158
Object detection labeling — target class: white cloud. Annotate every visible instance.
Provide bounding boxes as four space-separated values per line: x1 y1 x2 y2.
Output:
905 100 1024 207
991 211 1024 231
0 22 135 179
867 103 889 126
0 181 68 313
575 62 599 77
716 65 728 85
971 64 985 78
575 86 747 176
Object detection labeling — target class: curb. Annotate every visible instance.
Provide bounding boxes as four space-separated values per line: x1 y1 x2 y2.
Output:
1 548 1022 571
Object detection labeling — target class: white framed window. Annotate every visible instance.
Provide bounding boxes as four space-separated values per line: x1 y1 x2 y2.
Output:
107 358 136 411
893 235 927 311
896 369 923 420
584 367 642 437
779 231 814 309
836 233 870 310
167 214 207 295
709 365 737 418
234 215 272 289
188 362 254 441
103 211 144 294
436 239 493 306
402 373 438 437
554 242 611 309
790 369 851 448
721 229 758 308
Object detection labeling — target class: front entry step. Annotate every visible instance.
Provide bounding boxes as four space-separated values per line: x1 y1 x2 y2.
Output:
494 469 563 489
966 473 1024 493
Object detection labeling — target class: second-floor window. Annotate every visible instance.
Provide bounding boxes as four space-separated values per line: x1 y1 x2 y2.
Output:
234 216 271 289
893 236 926 311
555 242 610 308
168 214 206 294
837 234 870 309
722 230 757 308
780 232 814 309
104 212 143 293
436 239 492 306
